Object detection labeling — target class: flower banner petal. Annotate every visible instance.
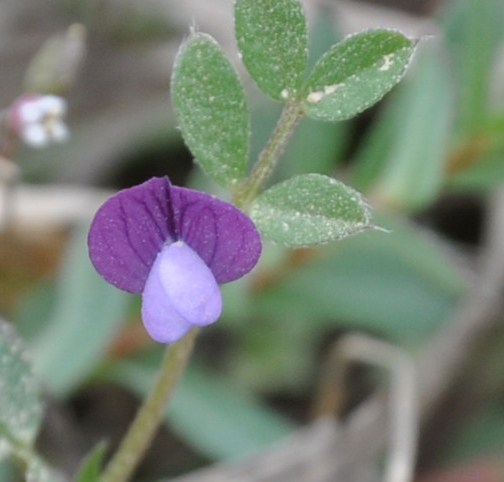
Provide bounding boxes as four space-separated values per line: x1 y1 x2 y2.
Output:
172 187 262 284
88 178 176 293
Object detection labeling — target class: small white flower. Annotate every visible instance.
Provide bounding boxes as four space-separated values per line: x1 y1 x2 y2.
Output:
7 95 69 148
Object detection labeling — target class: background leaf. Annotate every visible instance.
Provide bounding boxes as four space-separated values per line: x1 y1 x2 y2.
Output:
250 174 373 247
442 0 504 136
235 0 308 101
74 443 107 482
441 406 504 464
25 457 63 482
353 43 454 210
30 224 130 396
308 5 343 69
0 461 15 480
172 33 249 187
302 29 416 121
0 319 42 453
227 309 319 394
449 141 504 192
252 217 465 345
23 24 86 95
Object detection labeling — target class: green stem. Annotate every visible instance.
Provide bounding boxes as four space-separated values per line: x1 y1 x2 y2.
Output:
234 101 304 209
100 328 199 482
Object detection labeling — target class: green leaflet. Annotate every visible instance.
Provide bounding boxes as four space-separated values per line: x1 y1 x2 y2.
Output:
303 29 416 121
172 33 249 187
0 319 42 453
250 173 373 247
235 0 308 101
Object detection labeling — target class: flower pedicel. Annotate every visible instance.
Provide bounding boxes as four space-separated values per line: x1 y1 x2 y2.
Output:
88 176 262 343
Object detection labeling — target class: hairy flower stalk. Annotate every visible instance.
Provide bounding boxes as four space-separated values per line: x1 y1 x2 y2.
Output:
100 329 198 482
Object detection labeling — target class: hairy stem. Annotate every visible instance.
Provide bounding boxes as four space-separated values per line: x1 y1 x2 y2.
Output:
100 328 199 482
234 101 304 209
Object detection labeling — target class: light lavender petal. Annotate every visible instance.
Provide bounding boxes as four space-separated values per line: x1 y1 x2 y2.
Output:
141 241 222 343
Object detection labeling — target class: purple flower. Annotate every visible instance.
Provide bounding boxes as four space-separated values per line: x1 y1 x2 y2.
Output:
88 177 262 343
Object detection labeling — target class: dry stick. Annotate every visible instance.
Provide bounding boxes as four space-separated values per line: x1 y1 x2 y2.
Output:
168 187 504 482
336 335 418 482
329 187 504 480
416 186 504 418
309 333 419 482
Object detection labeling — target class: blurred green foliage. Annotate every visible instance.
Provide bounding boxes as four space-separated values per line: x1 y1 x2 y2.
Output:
2 0 504 477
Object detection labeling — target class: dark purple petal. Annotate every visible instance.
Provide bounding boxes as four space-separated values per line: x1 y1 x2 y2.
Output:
171 186 262 283
89 176 262 294
88 178 175 293
141 241 222 343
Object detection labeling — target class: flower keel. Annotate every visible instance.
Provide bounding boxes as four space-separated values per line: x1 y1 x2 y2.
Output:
141 241 222 343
